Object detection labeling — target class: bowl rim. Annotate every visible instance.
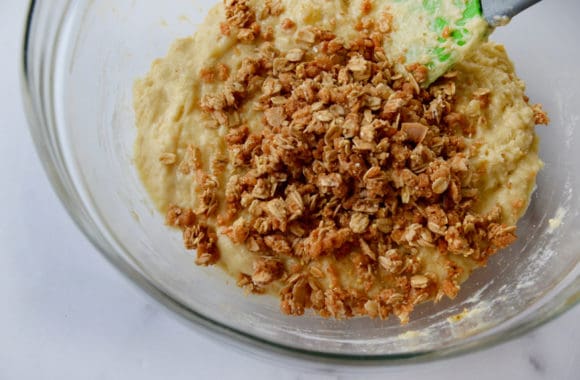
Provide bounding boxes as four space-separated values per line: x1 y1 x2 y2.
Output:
20 0 580 367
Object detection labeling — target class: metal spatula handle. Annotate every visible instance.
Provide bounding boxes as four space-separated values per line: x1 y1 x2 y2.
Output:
481 0 542 26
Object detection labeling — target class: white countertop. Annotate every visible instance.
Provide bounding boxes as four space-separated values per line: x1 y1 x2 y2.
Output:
1 2 578 379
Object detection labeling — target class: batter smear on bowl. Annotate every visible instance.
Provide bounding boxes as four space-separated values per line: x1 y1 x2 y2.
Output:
134 0 548 323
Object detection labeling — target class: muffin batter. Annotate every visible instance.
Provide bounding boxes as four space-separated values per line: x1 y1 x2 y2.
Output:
133 0 546 322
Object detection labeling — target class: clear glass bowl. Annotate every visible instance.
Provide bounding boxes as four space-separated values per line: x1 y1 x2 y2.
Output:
22 0 579 366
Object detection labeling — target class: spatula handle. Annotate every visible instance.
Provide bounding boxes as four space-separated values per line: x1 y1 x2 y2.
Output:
481 0 542 26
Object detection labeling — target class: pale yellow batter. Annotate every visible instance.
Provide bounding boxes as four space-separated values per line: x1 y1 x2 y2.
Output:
133 0 543 320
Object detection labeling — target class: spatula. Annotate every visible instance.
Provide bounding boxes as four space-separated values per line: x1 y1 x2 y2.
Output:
387 0 542 85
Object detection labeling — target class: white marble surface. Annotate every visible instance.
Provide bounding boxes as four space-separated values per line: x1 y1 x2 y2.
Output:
1 2 578 379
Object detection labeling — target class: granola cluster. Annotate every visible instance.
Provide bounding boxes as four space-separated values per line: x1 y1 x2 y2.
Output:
164 0 533 322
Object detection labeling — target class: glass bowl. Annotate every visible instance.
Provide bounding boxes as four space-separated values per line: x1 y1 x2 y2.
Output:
21 0 579 366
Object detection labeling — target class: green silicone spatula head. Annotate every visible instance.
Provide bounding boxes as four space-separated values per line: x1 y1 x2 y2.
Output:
386 0 542 86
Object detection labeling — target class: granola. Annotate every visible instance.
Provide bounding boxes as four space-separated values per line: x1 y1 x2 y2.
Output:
134 0 546 323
